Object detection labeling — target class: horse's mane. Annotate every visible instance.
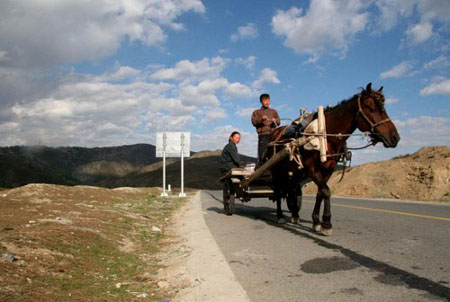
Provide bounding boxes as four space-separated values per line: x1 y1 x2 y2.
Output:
324 93 359 113
324 87 385 114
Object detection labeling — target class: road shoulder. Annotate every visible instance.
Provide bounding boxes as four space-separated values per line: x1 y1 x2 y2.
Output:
172 191 250 302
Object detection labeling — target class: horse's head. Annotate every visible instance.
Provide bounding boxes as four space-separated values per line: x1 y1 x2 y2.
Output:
356 83 400 148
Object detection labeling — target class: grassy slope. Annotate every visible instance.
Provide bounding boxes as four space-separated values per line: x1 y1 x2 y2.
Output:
0 184 186 302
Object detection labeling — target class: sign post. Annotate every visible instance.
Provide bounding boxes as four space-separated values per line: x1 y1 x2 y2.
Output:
156 132 190 198
179 133 186 197
161 133 168 197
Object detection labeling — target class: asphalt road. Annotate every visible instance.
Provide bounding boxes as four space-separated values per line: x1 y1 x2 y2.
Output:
200 191 450 302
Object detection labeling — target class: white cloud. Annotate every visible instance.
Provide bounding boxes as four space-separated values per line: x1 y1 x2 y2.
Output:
385 97 399 105
179 77 230 107
419 0 450 23
252 68 280 89
420 78 450 96
230 23 259 42
271 1 369 59
372 0 415 32
236 107 258 118
191 125 258 157
179 85 221 107
380 61 414 79
394 116 450 147
423 55 450 70
236 56 256 70
0 70 198 146
404 22 433 46
225 83 253 99
0 55 282 148
107 66 141 81
0 0 205 69
201 107 227 124
146 114 195 132
0 50 8 63
151 57 228 81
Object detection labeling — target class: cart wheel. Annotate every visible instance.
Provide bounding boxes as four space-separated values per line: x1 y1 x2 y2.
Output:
223 179 235 215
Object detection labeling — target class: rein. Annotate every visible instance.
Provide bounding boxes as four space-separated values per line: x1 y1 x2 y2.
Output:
271 92 388 172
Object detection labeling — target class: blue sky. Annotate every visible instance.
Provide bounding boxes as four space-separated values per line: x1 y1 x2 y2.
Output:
0 0 449 164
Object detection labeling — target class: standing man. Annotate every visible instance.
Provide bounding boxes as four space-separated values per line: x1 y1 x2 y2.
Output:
251 93 280 166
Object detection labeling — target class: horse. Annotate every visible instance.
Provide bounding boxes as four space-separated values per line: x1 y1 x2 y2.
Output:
267 83 400 236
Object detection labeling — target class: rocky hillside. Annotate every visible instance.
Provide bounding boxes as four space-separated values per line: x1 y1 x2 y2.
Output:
303 146 450 202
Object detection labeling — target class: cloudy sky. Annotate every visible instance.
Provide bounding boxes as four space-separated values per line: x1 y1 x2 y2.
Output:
0 0 449 164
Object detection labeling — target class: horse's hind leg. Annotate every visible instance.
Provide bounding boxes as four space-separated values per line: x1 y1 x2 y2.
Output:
275 194 286 224
287 182 300 224
272 168 287 224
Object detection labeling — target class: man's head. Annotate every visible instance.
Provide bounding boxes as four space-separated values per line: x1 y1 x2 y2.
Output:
229 131 241 144
260 93 270 108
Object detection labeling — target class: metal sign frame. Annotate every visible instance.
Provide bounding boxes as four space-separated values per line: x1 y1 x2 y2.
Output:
155 132 190 197
156 132 190 158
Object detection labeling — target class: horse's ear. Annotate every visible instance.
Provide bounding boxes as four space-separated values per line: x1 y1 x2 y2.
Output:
366 83 372 92
378 86 383 93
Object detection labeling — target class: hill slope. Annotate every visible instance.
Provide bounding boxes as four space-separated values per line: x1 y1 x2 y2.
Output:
303 146 450 201
1 144 448 202
0 144 158 188
114 150 256 190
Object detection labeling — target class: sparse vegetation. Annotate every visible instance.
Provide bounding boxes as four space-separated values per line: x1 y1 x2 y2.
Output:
0 184 188 301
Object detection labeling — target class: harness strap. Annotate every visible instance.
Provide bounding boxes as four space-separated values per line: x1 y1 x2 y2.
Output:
357 95 391 133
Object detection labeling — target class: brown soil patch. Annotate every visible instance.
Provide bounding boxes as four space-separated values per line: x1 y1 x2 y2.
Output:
303 146 450 201
0 183 189 301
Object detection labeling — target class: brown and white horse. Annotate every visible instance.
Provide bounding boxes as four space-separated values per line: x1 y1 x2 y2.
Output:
267 83 400 235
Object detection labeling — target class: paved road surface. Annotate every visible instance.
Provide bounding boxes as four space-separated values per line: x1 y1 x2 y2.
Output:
200 191 450 302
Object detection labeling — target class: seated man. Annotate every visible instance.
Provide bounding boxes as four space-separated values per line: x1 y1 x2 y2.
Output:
219 131 241 175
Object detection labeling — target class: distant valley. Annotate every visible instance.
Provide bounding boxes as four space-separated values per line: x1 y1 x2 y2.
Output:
0 144 256 190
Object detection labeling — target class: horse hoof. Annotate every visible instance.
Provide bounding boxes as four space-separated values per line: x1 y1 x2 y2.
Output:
321 228 333 236
313 224 322 232
290 217 299 224
277 217 287 224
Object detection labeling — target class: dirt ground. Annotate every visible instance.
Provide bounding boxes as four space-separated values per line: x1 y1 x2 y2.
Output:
303 146 450 202
0 184 193 302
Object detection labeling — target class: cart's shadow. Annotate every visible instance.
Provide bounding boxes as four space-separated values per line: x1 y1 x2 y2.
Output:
205 191 316 234
203 191 450 300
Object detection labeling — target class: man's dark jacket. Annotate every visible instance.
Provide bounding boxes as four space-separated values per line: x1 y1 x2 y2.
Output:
219 141 240 174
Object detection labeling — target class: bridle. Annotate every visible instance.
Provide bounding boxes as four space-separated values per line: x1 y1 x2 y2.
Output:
356 94 391 133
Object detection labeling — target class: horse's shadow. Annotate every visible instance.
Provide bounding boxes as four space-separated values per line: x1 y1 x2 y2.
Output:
203 191 450 301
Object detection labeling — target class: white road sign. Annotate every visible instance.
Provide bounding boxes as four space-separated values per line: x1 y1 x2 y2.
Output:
156 132 190 158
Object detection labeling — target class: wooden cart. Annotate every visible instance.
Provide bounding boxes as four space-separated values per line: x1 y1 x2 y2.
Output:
219 147 302 215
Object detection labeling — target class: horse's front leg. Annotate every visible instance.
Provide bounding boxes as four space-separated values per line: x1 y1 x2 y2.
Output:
312 190 323 232
321 184 332 236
